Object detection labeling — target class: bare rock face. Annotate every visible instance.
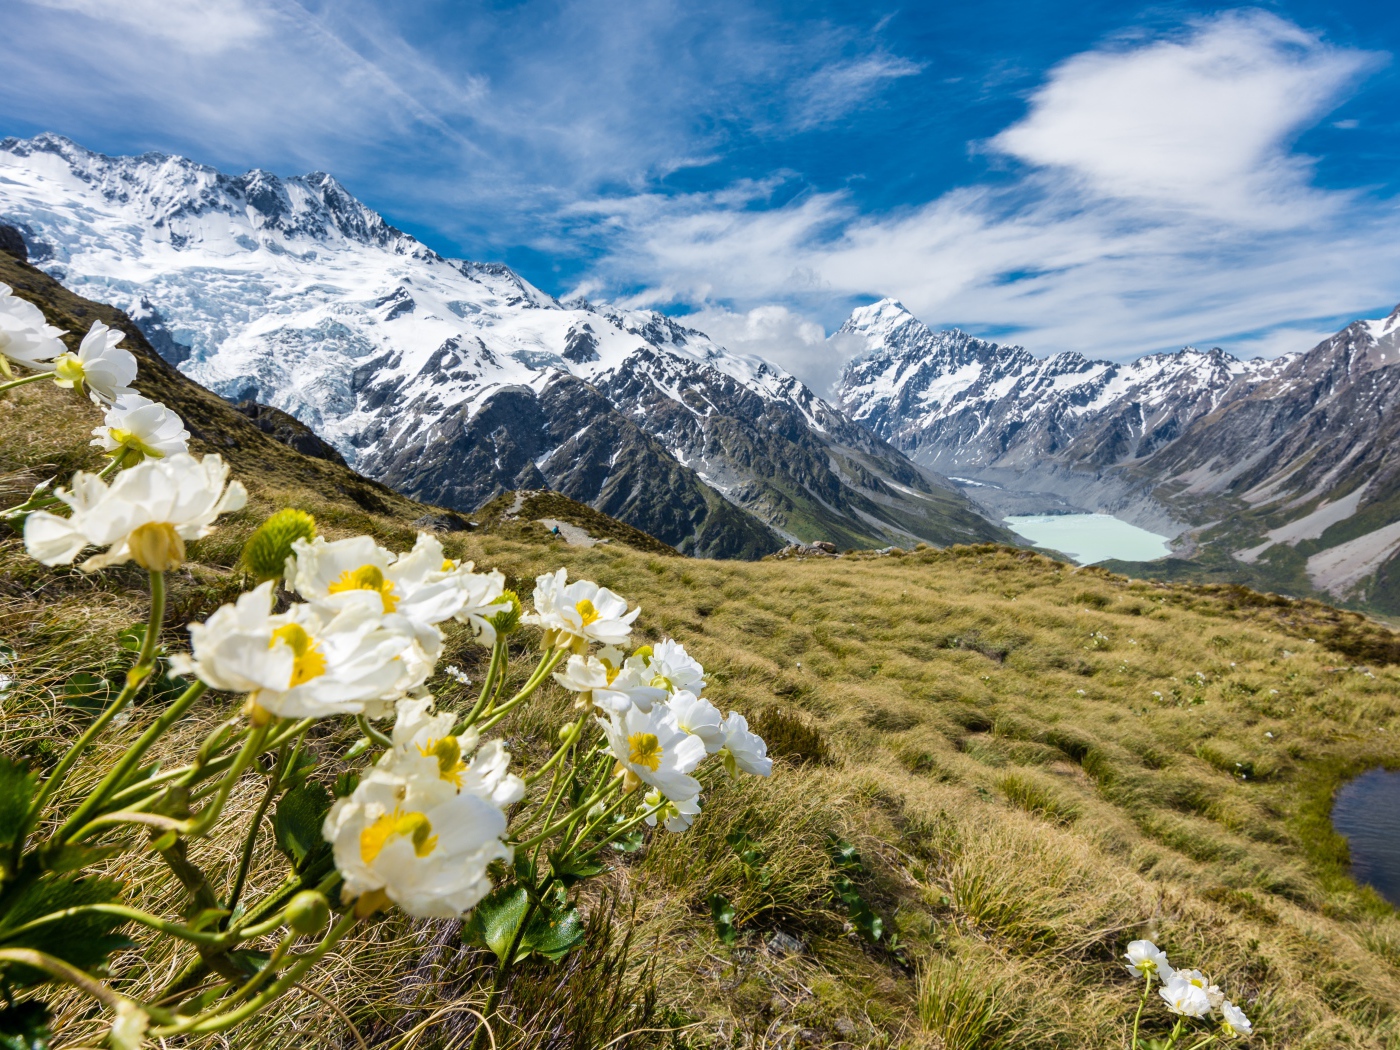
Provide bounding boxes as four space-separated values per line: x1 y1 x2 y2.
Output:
235 400 348 467
0 224 27 261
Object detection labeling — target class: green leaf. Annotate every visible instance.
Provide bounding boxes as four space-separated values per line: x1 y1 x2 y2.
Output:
608 828 645 853
61 672 111 716
548 852 607 887
333 770 360 798
273 782 331 870
827 834 864 875
226 949 272 978
520 901 585 962
0 1001 51 1050
0 757 38 864
461 884 529 963
0 874 130 989
708 893 737 946
186 907 230 933
115 626 146 653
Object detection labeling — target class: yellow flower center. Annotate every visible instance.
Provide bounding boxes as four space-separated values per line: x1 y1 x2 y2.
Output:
270 623 327 687
106 427 163 461
417 736 466 787
359 808 437 865
52 352 85 388
328 564 398 612
575 598 599 626
627 732 662 772
128 522 186 571
440 558 455 572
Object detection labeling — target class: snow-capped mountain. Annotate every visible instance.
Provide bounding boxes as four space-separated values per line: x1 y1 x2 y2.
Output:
836 298 1400 610
0 134 1007 557
835 299 1288 528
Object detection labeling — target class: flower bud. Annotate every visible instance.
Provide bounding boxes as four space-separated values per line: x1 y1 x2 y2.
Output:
286 890 331 935
488 589 522 636
129 522 186 572
240 509 316 582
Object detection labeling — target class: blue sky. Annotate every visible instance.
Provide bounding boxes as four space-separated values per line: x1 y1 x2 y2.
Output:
3 0 1400 390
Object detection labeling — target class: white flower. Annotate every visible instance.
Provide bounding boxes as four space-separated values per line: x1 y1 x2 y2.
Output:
643 788 701 833
1220 1001 1252 1038
1124 939 1173 981
667 690 725 754
1159 976 1212 1018
289 533 467 626
554 648 667 714
0 283 65 374
719 711 772 776
51 320 137 404
174 582 417 720
449 562 514 645
635 638 706 694
599 703 705 801
91 393 189 465
380 697 525 805
525 568 638 649
23 452 246 572
322 764 511 919
443 665 472 686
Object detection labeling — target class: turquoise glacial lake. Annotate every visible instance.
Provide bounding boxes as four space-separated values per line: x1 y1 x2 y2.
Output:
1003 514 1172 565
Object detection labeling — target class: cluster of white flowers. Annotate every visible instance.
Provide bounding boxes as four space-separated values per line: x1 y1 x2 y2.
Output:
546 581 771 837
0 285 140 406
1125 939 1253 1040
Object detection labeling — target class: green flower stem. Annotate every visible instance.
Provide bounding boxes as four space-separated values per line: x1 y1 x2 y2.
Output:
1181 1034 1221 1050
18 571 166 860
0 371 53 395
181 721 273 839
456 636 507 733
476 649 568 732
0 903 231 947
71 720 272 842
1131 976 1151 1048
561 784 639 858
225 744 288 921
570 799 664 864
1165 1017 1185 1046
150 910 358 1037
356 712 392 749
56 678 209 843
0 947 130 1012
510 776 622 852
524 715 586 787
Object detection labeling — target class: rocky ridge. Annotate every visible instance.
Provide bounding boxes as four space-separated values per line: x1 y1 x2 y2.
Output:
0 134 1009 558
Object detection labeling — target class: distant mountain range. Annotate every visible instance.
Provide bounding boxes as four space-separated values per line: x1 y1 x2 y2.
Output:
0 134 1006 558
835 299 1400 612
6 133 1397 611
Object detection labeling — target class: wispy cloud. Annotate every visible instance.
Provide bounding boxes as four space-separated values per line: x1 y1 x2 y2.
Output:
790 52 923 130
568 11 1400 391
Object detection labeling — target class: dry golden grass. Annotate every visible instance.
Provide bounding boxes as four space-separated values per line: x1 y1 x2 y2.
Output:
4 348 1400 1048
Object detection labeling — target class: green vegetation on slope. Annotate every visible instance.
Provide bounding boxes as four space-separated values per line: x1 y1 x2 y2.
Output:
3 268 1400 1048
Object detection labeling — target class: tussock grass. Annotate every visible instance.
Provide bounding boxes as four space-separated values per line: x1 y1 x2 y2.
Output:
4 372 1400 1046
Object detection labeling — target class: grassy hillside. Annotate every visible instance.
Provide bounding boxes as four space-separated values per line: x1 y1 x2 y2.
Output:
4 268 1400 1048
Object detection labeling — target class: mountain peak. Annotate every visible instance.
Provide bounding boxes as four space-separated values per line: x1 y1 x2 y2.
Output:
840 298 921 337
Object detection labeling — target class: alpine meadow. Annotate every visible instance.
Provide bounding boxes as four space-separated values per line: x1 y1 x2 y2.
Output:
2 243 1400 1049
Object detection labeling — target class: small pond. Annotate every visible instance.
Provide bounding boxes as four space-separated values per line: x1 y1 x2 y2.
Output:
1002 513 1172 565
1332 767 1400 907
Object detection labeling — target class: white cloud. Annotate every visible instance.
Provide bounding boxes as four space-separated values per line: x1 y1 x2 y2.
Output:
571 12 1400 392
684 304 836 391
31 0 268 53
791 53 923 130
988 11 1382 226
